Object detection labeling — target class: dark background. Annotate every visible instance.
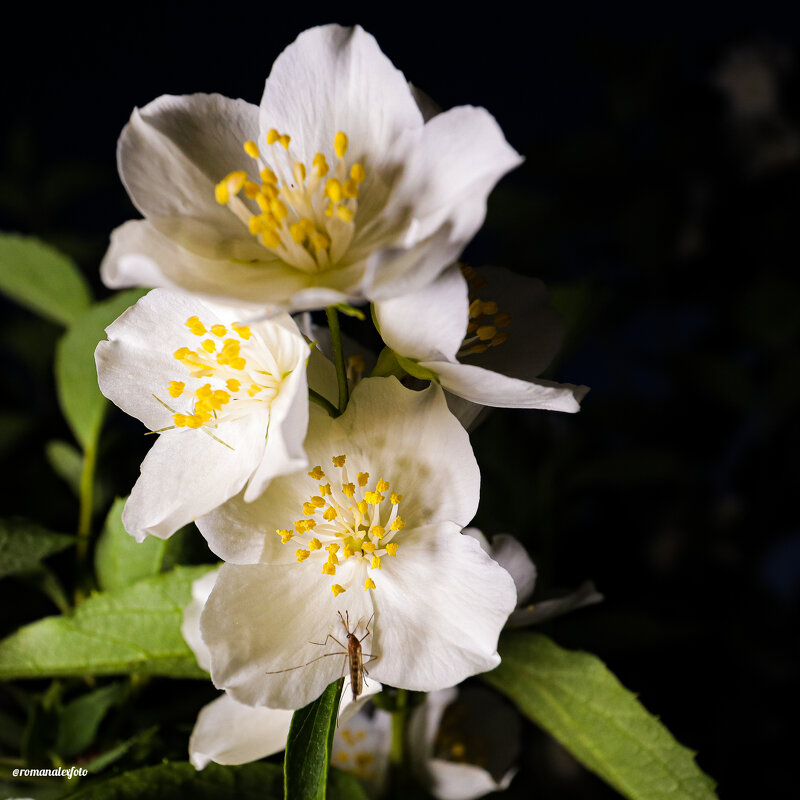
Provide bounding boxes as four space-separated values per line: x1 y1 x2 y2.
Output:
2 4 799 797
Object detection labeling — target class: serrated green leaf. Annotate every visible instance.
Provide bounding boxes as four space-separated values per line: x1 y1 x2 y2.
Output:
56 683 121 758
55 290 146 450
0 518 74 579
0 566 212 679
46 439 84 496
61 762 283 800
484 632 717 800
284 678 344 800
0 233 91 325
95 498 166 592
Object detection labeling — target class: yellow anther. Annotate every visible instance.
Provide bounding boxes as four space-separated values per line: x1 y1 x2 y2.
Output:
310 496 326 508
174 347 191 360
173 413 188 427
350 163 366 184
215 182 230 204
231 322 251 339
492 333 508 346
342 483 355 498
332 455 347 467
226 379 241 392
293 162 307 183
331 584 346 596
243 180 260 199
185 316 206 335
248 384 261 396
336 206 354 223
494 312 512 328
357 500 368 515
319 483 331 496
348 354 366 373
248 216 264 235
362 541 376 553
334 131 348 158
476 325 497 341
313 152 329 176
469 299 484 319
481 300 499 315
167 381 185 398
390 492 403 505
466 320 479 334
371 525 385 539
470 343 489 354
326 543 340 554
186 414 206 428
385 542 399 557
342 545 354 558
261 183 279 201
364 578 376 590
295 519 316 534
370 556 382 570
260 167 278 184
276 528 291 538
376 479 390 492
261 229 281 249
201 339 216 353
390 517 406 531
296 549 310 562
302 502 317 516
310 232 330 252
308 538 322 551
266 129 280 145
342 179 359 198
289 222 307 244
279 134 291 150
243 140 260 158
309 466 326 480
357 472 370 487
323 507 337 521
325 178 343 204
322 562 337 575
364 491 384 505
270 199 288 220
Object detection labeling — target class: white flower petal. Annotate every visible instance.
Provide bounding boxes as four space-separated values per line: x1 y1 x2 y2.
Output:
181 568 220 673
507 580 604 628
427 761 515 800
189 692 293 769
259 25 422 173
487 533 537 607
123 412 267 541
369 524 516 692
428 360 585 412
374 265 468 362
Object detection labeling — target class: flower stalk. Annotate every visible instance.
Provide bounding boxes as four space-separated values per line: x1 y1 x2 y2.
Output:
326 306 349 415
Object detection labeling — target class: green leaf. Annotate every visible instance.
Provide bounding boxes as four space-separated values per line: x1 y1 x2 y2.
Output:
95 498 166 591
61 762 283 799
56 684 121 758
327 769 369 800
0 566 212 679
0 233 91 325
284 678 344 800
331 302 366 320
395 354 439 382
483 632 717 800
46 439 84 496
55 290 146 451
0 518 74 579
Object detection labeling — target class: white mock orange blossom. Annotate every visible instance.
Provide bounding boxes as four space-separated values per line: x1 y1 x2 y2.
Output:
196 377 517 709
101 25 521 311
95 289 310 541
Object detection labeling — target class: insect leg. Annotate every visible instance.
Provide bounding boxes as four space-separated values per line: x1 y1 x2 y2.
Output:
264 651 343 674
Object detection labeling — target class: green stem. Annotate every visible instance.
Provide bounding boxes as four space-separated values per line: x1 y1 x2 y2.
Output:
308 388 338 418
389 688 409 768
75 438 97 601
326 306 349 415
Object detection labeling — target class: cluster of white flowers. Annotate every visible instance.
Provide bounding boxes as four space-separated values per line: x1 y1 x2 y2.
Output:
95 23 588 798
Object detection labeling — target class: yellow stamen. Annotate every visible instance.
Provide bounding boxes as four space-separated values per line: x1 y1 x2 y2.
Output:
308 538 322 551
279 134 291 150
243 140 260 158
357 500 368 515
201 339 216 353
364 491 383 505
357 472 369 487
308 466 325 480
371 526 385 539
364 578 376 590
390 517 406 531
350 163 366 184
325 178 342 203
376 479 390 492
226 379 241 392
323 507 337 521
185 316 206 335
331 584 346 596
260 167 278 184
390 492 403 505
342 482 355 498
332 455 346 467
322 561 337 575
362 541 376 554
334 131 348 158
476 325 497 341
313 152 329 176
370 556 382 570
319 483 331 496
167 381 184 398
266 129 279 145
296 549 310 562
385 542 399 556
336 206 354 223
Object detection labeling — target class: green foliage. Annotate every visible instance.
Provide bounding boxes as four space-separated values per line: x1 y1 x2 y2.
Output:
0 233 91 325
56 683 122 758
0 518 74 578
0 566 212 679
55 290 146 451
46 439 84 496
484 632 717 800
94 498 166 591
284 678 344 800
61 762 284 799
327 769 369 800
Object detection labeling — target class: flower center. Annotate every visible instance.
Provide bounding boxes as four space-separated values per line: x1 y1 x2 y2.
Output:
160 316 282 436
457 264 511 358
215 130 366 273
277 454 405 596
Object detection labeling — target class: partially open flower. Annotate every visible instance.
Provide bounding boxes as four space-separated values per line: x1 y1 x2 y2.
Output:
197 377 516 709
95 289 309 541
374 264 588 419
102 25 521 311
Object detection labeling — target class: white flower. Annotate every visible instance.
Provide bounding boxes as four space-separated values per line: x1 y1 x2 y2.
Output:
196 377 517 709
101 25 522 312
373 264 589 418
95 289 309 541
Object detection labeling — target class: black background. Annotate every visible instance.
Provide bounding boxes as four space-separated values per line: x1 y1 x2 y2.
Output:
2 3 799 797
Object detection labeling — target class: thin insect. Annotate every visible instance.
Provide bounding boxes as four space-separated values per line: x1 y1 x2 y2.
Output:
264 610 376 701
